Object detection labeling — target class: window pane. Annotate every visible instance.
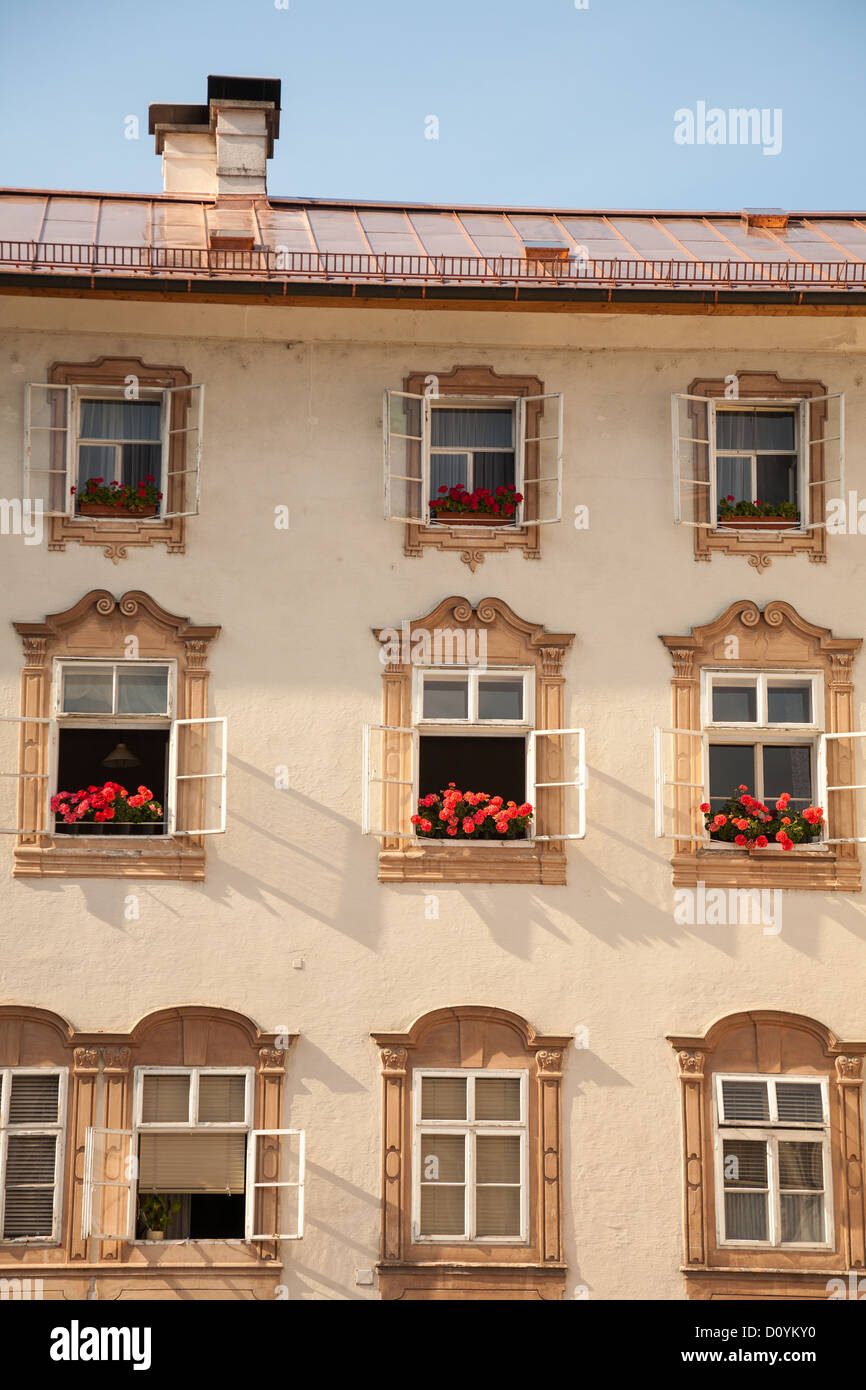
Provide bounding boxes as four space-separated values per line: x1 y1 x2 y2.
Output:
474 453 515 491
422 679 468 720
721 1080 770 1123
781 1193 824 1244
79 399 161 441
78 444 117 484
475 1077 521 1121
141 1073 190 1123
120 442 162 489
476 1135 520 1184
419 1184 465 1236
116 666 170 715
775 1082 824 1124
756 455 797 508
198 1075 246 1123
9 1074 60 1124
420 1133 465 1182
430 453 468 495
725 1191 768 1241
712 684 757 722
778 1141 824 1191
716 455 751 505
421 1076 467 1120
767 683 811 724
755 410 796 451
762 745 812 807
62 667 113 714
477 680 523 722
709 745 755 811
476 1185 521 1237
431 408 513 449
723 1139 768 1187
716 410 757 451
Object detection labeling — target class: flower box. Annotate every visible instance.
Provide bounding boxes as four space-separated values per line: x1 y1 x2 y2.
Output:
703 786 823 852
429 483 523 528
51 781 164 832
431 513 513 528
717 517 799 531
412 786 534 839
78 502 158 519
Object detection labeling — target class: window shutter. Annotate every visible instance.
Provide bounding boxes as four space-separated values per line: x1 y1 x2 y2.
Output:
245 1129 305 1241
9 1074 60 1124
671 394 713 528
362 724 417 838
25 383 72 517
138 1132 246 1194
653 726 707 842
802 393 844 530
817 731 866 843
2 1134 57 1238
0 715 53 835
529 727 586 840
384 390 428 523
518 393 562 525
162 383 204 518
168 716 228 836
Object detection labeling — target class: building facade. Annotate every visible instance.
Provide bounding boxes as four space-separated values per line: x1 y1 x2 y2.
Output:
1 75 865 1300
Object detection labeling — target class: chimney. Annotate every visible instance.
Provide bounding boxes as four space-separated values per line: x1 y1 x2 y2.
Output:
149 75 281 199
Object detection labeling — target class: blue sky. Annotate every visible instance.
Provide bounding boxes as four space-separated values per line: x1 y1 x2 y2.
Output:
0 0 862 210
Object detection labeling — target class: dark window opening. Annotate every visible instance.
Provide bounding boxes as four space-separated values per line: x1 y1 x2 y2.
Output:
141 1192 246 1241
54 727 169 835
419 735 526 806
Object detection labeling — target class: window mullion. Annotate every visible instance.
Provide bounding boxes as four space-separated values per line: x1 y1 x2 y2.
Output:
466 1130 474 1240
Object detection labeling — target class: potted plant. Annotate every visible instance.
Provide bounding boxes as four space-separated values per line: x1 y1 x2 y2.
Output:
717 496 800 530
429 484 523 527
72 475 163 519
138 1193 180 1242
51 782 163 834
412 784 534 839
701 785 824 851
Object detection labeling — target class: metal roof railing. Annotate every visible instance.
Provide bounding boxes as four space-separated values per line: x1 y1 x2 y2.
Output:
1 240 866 290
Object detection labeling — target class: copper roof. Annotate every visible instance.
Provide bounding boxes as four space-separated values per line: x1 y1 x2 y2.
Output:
2 191 866 295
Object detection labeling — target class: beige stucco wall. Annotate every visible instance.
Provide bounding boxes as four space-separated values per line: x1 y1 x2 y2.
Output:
1 293 865 1299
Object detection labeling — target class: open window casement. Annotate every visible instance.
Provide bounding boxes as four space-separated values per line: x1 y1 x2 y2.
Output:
653 727 709 842
162 383 204 519
671 394 713 528
25 384 73 517
529 727 586 839
802 394 845 530
0 714 53 835
517 393 563 525
167 716 227 836
817 731 866 843
362 724 417 838
81 1127 136 1242
384 390 428 524
245 1129 305 1241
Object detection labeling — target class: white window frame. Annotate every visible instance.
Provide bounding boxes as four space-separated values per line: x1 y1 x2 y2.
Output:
713 400 804 530
0 713 52 835
411 1068 528 1245
129 1065 254 1246
245 1129 305 1241
0 1067 67 1245
713 1073 833 1251
384 390 563 529
74 386 166 522
81 1127 136 1243
818 730 866 844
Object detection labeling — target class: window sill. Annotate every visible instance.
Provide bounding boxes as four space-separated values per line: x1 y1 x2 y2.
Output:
378 840 566 884
13 837 206 881
48 512 186 562
377 1260 567 1300
672 847 859 892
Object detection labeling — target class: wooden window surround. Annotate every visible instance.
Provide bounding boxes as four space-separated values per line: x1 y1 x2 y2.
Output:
0 1005 294 1300
372 596 575 885
661 599 861 892
668 1011 866 1300
47 356 191 563
11 589 220 881
689 371 829 573
372 1006 570 1301
402 366 544 572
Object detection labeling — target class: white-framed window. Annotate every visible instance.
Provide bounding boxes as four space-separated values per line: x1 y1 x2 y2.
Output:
0 658 228 840
363 666 585 843
384 390 563 527
0 1068 67 1243
81 1067 304 1244
671 393 843 531
25 382 203 520
412 1069 528 1243
653 670 825 843
702 669 821 819
714 1074 832 1249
